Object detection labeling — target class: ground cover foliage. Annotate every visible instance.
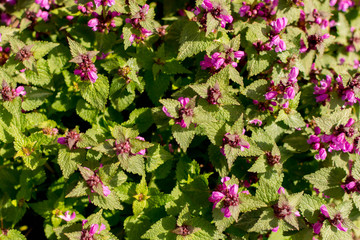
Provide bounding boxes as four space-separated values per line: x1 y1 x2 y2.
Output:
1 0 360 239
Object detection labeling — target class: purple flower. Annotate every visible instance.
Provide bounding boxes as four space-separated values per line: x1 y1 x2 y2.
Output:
71 52 98 83
135 136 146 155
270 17 288 33
313 221 323 234
36 9 49 21
35 0 51 10
284 87 295 99
58 211 76 222
249 119 262 126
209 177 239 218
270 35 286 52
271 226 279 232
234 51 245 60
162 97 194 128
94 0 115 8
88 18 100 31
277 186 285 194
288 67 299 82
57 130 80 150
81 221 106 239
201 0 213 10
239 4 250 17
265 91 278 100
15 86 26 96
315 148 327 160
315 205 348 233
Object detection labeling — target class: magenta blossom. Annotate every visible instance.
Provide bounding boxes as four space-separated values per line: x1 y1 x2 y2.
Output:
313 205 348 234
209 177 239 218
1 81 26 101
162 97 194 128
35 0 51 9
270 17 288 33
94 0 115 8
81 220 106 239
81 166 111 197
58 211 76 222
249 119 262 126
71 52 98 83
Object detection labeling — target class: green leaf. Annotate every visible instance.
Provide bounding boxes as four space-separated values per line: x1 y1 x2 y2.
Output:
142 216 177 240
146 144 172 172
21 86 52 111
122 108 153 133
238 193 267 212
236 208 278 232
212 207 235 232
67 37 87 58
57 148 86 179
66 181 88 198
206 13 219 36
109 77 135 112
118 154 145 176
177 22 216 60
172 124 196 152
90 191 123 210
277 110 306 128
242 79 268 101
31 41 59 60
247 52 272 77
304 167 346 198
0 229 26 240
76 99 99 123
79 74 109 111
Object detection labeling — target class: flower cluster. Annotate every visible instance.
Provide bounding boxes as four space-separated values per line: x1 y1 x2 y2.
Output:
58 211 76 222
314 74 360 106
83 167 111 197
307 118 358 160
220 129 250 156
57 129 81 150
200 49 245 73
208 177 239 218
71 52 98 83
239 0 278 20
197 0 233 29
313 205 348 234
330 0 354 12
264 67 299 108
88 11 121 32
113 136 146 156
162 97 195 128
125 4 152 45
268 17 287 52
1 80 26 101
81 220 106 240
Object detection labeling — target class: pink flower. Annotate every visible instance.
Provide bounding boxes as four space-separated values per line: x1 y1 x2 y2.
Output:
15 86 26 96
36 9 49 21
315 148 327 160
265 91 277 100
58 211 76 222
35 0 50 10
277 186 285 194
88 18 99 31
209 177 239 218
313 221 323 234
249 119 262 126
271 226 279 232
270 17 288 33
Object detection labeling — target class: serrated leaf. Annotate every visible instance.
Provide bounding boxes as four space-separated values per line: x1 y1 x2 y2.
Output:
58 148 86 179
79 74 109 111
146 144 172 172
66 181 88 198
304 167 346 198
142 216 177 240
90 191 123 210
21 86 52 111
177 22 215 60
32 41 59 60
172 124 196 151
67 37 87 58
242 79 268 100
